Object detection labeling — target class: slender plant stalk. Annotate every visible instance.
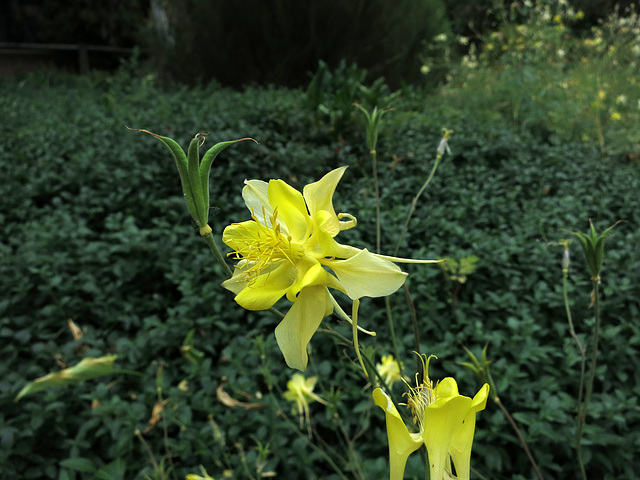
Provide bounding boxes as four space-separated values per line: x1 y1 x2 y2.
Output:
583 280 601 414
135 429 167 480
574 279 601 480
393 155 441 257
156 366 176 479
278 412 351 480
385 151 443 383
480 363 543 480
402 284 423 381
494 398 545 480
236 442 257 480
201 229 233 278
370 149 381 253
562 272 588 480
368 145 407 380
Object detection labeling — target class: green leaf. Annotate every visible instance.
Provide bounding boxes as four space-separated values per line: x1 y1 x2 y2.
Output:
59 457 97 473
187 135 207 226
15 355 118 401
95 458 126 480
133 129 200 225
199 138 256 223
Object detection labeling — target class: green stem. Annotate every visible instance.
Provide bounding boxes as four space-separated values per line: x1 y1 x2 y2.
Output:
155 365 176 479
576 280 601 480
278 412 351 480
361 352 406 423
201 228 233 278
135 429 166 480
563 272 587 480
371 149 381 253
393 155 441 257
494 398 544 480
351 300 368 378
402 284 423 381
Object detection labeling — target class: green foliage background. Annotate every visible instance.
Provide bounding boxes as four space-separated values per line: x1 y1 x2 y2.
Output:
1 63 639 480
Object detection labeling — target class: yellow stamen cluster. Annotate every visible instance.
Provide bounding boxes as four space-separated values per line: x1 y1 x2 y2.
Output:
402 354 437 433
227 207 304 284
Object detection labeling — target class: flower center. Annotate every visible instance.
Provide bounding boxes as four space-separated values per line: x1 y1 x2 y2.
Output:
405 379 435 433
228 207 304 283
402 353 438 434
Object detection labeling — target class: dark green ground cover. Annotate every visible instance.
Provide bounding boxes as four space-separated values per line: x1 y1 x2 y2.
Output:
1 70 639 480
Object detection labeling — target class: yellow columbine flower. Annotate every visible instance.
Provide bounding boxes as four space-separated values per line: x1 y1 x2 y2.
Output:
376 354 403 387
373 355 489 480
222 167 439 371
283 373 327 429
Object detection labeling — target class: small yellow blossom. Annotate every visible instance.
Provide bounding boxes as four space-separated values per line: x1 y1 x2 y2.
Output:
610 112 622 121
283 373 327 429
598 90 606 100
420 65 431 75
376 355 403 387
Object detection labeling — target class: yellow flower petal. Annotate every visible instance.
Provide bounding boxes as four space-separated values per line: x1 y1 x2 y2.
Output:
242 179 273 220
449 383 490 480
433 376 460 398
327 249 407 299
221 259 249 295
373 388 423 480
423 392 472 480
274 285 333 371
231 261 296 310
286 261 331 301
267 179 311 241
222 220 262 253
303 166 347 236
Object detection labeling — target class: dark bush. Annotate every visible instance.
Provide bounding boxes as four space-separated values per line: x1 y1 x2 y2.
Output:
150 0 450 88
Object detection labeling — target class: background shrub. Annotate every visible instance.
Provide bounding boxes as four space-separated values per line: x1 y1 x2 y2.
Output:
148 0 450 88
1 66 639 479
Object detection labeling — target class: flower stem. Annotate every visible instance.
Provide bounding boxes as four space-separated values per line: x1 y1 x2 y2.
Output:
494 398 544 480
562 272 588 480
135 429 166 480
201 227 233 278
393 155 441 257
370 149 381 253
351 300 368 378
402 284 423 381
575 279 601 480
278 412 351 480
